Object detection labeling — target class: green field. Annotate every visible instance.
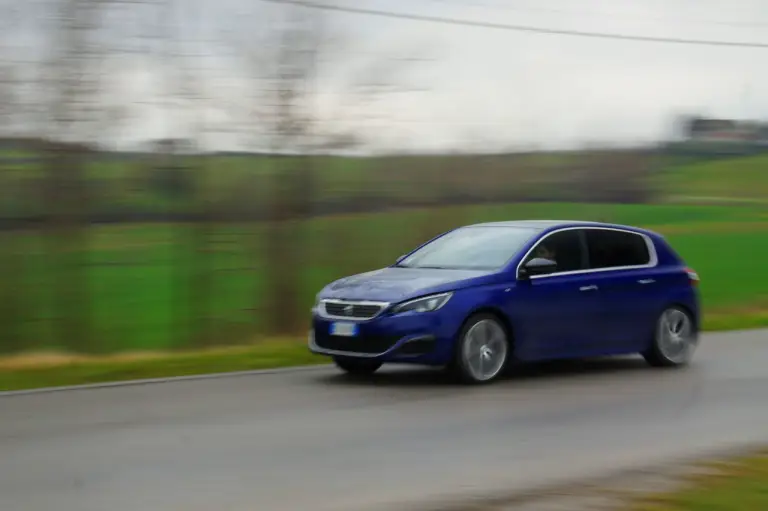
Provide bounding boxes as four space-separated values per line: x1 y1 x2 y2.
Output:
1 201 768 355
4 148 768 214
655 154 768 203
0 148 663 219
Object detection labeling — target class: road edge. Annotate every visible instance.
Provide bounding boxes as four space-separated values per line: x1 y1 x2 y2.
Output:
0 363 332 398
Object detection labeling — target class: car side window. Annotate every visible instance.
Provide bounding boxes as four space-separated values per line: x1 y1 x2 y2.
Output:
525 230 586 273
585 229 651 269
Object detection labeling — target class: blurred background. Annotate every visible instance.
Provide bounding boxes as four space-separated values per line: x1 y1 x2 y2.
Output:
0 0 767 355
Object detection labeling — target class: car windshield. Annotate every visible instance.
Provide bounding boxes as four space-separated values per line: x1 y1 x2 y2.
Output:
396 226 538 270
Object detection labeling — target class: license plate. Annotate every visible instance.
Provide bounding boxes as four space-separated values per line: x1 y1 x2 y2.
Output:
330 322 358 337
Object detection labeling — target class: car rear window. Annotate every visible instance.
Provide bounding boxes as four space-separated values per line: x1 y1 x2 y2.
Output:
586 229 651 269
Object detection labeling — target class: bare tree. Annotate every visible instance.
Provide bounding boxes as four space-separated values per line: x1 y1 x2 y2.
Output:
251 6 321 335
164 0 219 347
37 0 121 353
0 2 25 352
224 2 431 335
0 2 35 138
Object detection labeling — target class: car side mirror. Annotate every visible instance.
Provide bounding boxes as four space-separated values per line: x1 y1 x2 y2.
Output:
518 257 557 279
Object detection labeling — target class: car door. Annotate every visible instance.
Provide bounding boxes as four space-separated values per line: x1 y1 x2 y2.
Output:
506 229 604 360
583 228 665 353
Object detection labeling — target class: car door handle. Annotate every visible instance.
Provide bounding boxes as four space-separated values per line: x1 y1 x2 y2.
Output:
579 285 598 292
637 279 655 285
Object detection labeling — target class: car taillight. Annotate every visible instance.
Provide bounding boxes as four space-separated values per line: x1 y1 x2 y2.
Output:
685 267 700 286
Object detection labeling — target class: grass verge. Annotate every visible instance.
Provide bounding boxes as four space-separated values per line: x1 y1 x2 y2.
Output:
705 307 768 331
0 340 325 392
628 449 768 510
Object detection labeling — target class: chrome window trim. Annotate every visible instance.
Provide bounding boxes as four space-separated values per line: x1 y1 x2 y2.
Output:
515 226 658 280
318 299 391 322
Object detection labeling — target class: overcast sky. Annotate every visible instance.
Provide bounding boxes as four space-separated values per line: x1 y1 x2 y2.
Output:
333 0 768 152
5 0 768 152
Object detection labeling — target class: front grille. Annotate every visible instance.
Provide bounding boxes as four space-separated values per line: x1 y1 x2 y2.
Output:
314 331 399 354
322 301 386 319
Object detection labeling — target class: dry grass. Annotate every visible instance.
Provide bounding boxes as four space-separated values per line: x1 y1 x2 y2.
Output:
0 338 323 392
0 346 254 371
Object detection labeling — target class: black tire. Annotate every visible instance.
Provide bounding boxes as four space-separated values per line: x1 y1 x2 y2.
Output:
332 357 383 376
643 305 698 368
451 313 511 385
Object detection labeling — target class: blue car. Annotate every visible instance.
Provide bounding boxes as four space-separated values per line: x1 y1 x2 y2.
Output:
309 220 701 384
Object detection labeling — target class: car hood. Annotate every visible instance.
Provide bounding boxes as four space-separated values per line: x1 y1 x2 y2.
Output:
319 267 496 303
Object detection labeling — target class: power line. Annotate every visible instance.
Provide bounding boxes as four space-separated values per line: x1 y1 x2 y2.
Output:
425 0 768 30
258 0 768 49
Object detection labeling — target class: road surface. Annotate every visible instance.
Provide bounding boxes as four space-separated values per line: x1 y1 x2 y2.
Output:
2 329 768 511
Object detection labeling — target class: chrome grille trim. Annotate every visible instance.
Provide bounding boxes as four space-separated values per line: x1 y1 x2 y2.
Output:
319 299 390 321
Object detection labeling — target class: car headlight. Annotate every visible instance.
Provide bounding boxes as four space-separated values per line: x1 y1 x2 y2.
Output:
391 293 452 314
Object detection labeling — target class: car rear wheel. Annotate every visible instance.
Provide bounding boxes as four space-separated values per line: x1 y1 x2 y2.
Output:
332 357 383 376
452 313 511 384
643 306 698 367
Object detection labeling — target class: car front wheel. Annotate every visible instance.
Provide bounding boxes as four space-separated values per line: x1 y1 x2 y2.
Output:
452 313 511 384
332 357 382 376
643 306 698 367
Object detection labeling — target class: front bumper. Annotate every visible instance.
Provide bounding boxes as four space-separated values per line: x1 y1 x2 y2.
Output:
308 308 459 365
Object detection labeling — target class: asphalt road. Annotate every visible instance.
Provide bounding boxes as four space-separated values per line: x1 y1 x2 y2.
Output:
2 329 768 511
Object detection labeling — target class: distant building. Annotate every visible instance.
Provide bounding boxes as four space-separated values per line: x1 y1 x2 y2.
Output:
142 138 197 155
683 116 768 145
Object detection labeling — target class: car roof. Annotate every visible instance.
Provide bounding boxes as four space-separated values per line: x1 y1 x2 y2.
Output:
466 219 656 235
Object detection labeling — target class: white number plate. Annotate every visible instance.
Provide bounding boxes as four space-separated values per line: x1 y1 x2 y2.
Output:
330 322 358 337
